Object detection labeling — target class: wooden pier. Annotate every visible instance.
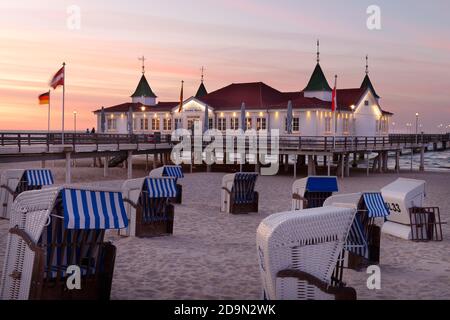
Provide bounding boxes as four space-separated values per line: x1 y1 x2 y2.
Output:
0 132 448 181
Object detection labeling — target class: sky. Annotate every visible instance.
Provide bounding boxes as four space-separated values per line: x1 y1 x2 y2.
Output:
0 0 449 132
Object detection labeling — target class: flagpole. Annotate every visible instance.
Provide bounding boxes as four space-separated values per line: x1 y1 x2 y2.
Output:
62 62 65 145
48 90 51 135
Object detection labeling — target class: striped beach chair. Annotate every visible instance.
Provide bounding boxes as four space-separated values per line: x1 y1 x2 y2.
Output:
0 186 127 300
149 165 184 203
256 206 357 300
0 169 54 219
121 177 176 237
221 173 258 214
324 192 390 269
292 176 338 210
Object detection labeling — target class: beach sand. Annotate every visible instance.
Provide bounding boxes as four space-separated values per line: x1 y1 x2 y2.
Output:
0 160 449 300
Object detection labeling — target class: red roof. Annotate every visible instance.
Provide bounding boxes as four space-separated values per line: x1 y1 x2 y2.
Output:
93 102 178 113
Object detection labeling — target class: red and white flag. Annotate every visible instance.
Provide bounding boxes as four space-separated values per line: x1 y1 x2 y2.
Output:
49 66 64 89
331 83 337 112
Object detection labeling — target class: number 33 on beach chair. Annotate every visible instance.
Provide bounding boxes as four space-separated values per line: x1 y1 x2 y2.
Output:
0 187 128 300
0 169 54 219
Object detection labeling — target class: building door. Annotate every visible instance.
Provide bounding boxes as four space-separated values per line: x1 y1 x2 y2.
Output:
187 117 201 133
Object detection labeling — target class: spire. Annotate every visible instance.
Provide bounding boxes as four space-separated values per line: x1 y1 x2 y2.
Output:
360 55 380 98
138 56 146 75
195 66 208 98
365 54 369 75
316 39 320 63
303 41 331 92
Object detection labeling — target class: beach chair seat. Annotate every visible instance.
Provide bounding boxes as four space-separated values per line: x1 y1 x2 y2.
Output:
0 169 54 219
256 206 357 300
292 176 338 210
0 187 128 300
221 173 258 214
149 165 184 204
121 177 176 237
381 178 444 241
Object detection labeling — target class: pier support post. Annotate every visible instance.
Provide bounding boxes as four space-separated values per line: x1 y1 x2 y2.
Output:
383 151 388 172
41 160 46 168
65 152 72 183
103 156 109 177
284 154 289 173
345 154 350 177
378 153 383 173
327 155 331 176
395 151 400 173
307 155 316 176
366 153 370 176
293 155 297 179
323 156 327 167
127 151 133 179
340 155 345 178
410 148 414 172
145 154 149 172
419 147 425 172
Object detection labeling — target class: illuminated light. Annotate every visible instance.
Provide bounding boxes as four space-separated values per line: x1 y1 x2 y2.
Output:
220 112 224 118
233 112 236 117
275 111 279 118
120 113 124 118
132 114 135 119
259 112 263 117
165 113 169 118
153 113 157 118
350 105 355 111
246 112 250 117
110 114 114 119
143 113 146 118
306 111 311 118
141 106 146 112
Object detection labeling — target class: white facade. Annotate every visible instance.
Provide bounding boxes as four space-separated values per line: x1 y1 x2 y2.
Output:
98 93 390 137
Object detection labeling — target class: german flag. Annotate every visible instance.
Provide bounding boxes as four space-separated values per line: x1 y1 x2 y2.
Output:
39 91 50 105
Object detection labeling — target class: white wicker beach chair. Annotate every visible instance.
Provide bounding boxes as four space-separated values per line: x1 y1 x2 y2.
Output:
257 206 357 300
220 173 258 214
120 177 176 237
292 176 338 210
0 169 54 219
0 186 127 300
381 178 443 241
149 165 184 203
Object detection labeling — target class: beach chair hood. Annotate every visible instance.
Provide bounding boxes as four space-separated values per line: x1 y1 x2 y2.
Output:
1 186 127 300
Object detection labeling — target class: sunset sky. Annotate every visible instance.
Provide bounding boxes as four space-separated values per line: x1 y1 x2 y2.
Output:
1 0 449 132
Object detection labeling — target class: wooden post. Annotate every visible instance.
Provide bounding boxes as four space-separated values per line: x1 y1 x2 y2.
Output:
145 154 149 172
65 151 71 183
340 155 345 178
153 154 157 169
366 152 370 176
410 148 414 172
395 150 400 173
327 154 331 176
284 154 289 173
378 153 383 173
345 153 350 177
293 155 297 179
419 147 425 172
307 155 315 176
127 151 133 179
104 156 109 177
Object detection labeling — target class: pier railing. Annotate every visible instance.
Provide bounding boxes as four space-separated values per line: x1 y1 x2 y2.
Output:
0 132 172 152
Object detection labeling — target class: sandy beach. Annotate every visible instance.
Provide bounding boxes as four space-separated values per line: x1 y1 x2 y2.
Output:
0 160 449 300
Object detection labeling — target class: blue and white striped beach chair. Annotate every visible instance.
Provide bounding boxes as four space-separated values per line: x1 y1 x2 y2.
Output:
0 169 54 219
292 176 338 210
121 177 177 237
324 192 390 269
221 173 258 214
149 165 184 203
0 186 127 300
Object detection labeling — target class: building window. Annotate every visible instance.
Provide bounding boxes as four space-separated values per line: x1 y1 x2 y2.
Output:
107 119 117 131
256 117 266 130
285 117 300 132
140 118 148 130
343 118 349 134
230 118 239 130
152 117 160 131
133 119 138 130
218 118 226 131
325 116 332 133
174 118 182 129
246 118 252 130
163 118 172 131
364 100 369 106
208 118 213 129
